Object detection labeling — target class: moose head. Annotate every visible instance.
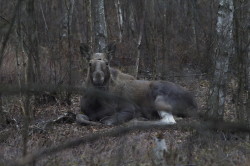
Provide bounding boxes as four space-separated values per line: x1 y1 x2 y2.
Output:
80 43 116 88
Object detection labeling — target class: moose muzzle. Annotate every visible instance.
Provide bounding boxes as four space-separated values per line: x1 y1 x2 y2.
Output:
92 71 105 86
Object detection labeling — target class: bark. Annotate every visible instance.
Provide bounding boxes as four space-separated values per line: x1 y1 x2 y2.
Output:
22 0 36 156
135 1 146 78
162 1 173 80
26 0 40 83
248 42 250 126
190 0 200 58
85 0 93 48
128 2 136 38
233 0 250 124
0 2 24 126
61 0 75 38
207 0 234 120
0 93 4 126
248 6 250 126
232 0 250 124
115 0 123 43
204 0 216 72
64 0 75 105
93 0 107 52
147 0 158 80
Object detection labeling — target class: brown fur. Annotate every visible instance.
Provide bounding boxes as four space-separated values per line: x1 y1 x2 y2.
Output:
80 43 197 125
80 43 135 82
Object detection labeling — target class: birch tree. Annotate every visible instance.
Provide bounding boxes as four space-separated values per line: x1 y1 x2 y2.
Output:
85 0 92 48
207 0 234 120
115 0 123 43
93 0 107 52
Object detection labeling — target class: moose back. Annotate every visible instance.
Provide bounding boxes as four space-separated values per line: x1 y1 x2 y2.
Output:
79 43 197 125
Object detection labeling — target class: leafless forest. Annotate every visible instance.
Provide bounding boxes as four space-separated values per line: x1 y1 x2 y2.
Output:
0 0 250 165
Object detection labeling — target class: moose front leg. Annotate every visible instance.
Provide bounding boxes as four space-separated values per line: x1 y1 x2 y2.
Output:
101 104 137 125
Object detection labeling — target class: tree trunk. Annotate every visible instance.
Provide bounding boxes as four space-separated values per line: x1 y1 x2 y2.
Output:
93 0 107 52
162 1 173 80
248 39 250 126
61 0 75 38
26 0 40 83
233 0 249 124
0 0 24 126
64 0 75 105
115 0 123 43
135 1 146 78
147 0 158 80
190 0 200 58
0 93 5 127
207 0 234 120
85 0 93 48
126 1 136 39
248 6 250 126
22 0 38 156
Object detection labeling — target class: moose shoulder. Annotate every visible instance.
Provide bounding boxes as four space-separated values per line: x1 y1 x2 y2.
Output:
79 43 197 125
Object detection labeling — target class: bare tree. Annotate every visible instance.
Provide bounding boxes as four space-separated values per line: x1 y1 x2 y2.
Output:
161 1 173 80
135 1 146 78
61 0 75 39
93 0 107 52
146 0 158 80
207 0 234 120
248 7 250 126
22 0 37 156
0 0 24 126
85 0 93 48
0 92 4 127
115 0 123 43
189 0 200 58
60 0 75 104
233 0 250 124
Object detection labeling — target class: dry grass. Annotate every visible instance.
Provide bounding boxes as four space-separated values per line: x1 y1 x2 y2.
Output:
1 76 250 166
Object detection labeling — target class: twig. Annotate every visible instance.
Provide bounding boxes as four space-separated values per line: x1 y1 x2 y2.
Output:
0 15 10 24
6 119 250 166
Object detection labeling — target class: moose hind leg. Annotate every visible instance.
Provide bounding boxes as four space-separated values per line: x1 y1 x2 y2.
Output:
155 95 176 124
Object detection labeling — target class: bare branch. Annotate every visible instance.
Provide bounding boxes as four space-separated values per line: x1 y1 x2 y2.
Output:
6 119 250 166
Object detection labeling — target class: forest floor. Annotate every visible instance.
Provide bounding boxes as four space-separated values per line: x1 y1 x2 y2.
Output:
0 75 250 166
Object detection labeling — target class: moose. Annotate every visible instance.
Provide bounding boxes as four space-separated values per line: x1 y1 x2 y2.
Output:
78 43 197 125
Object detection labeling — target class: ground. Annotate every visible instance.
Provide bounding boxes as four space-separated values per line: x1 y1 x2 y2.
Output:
0 76 250 166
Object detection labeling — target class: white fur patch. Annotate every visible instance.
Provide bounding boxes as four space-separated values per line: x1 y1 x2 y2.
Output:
158 111 176 124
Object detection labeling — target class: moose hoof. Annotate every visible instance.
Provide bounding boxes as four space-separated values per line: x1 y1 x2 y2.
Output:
76 114 90 125
100 117 117 126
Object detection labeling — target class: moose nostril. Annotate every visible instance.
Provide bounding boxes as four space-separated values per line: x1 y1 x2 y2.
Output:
93 72 104 83
96 72 101 79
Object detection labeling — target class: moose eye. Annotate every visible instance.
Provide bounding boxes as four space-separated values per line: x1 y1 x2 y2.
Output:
106 62 109 66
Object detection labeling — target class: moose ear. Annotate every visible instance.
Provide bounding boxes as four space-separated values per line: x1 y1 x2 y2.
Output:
105 42 116 62
80 43 91 60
